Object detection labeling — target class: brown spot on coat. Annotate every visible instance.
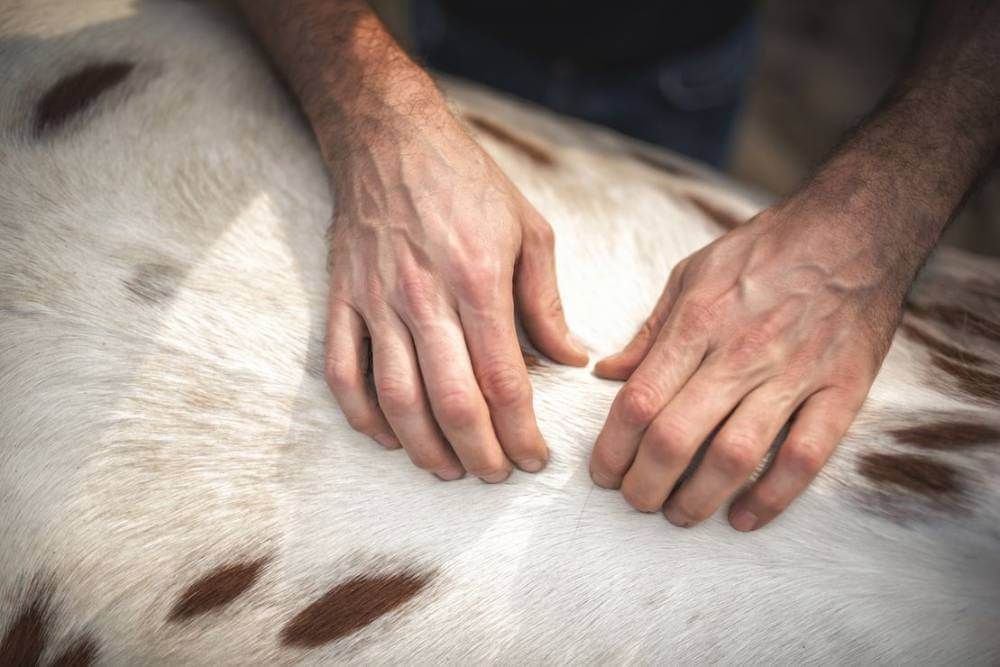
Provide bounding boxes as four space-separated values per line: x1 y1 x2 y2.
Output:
281 572 429 647
124 263 183 304
0 586 50 667
629 149 695 178
962 278 1000 304
899 320 986 365
858 452 963 502
687 195 744 230
890 420 1000 451
932 355 1000 403
465 114 555 167
34 62 135 137
51 638 97 667
168 559 267 622
906 301 1000 343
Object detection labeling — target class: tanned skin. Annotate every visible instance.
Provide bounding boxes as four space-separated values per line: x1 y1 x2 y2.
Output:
237 0 1000 529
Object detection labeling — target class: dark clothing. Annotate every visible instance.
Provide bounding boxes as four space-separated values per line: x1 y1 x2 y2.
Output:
435 0 754 72
413 1 756 167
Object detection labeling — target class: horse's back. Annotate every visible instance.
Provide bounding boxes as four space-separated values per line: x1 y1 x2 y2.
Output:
1 1 999 663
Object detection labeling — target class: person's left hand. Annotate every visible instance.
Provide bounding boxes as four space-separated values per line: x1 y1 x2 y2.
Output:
589 191 914 531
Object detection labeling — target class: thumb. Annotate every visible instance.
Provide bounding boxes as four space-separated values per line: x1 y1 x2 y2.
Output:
594 259 685 380
515 223 588 367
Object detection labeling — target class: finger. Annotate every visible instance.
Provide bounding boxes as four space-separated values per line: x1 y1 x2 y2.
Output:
619 363 751 512
460 296 548 472
663 382 801 527
368 308 465 480
325 298 397 449
728 386 862 531
515 217 588 367
406 306 513 483
590 302 709 489
594 261 686 381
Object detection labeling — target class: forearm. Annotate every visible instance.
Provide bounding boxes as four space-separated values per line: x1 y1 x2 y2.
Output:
236 0 451 162
803 0 1000 265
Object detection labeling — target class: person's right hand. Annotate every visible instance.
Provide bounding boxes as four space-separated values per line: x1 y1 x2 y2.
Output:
324 108 588 482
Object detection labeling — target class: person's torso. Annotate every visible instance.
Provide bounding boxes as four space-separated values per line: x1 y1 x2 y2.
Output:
435 0 755 70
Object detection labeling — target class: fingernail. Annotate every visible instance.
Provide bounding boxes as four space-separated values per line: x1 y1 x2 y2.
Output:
481 469 511 484
518 458 545 473
374 433 399 449
664 508 692 528
590 468 617 489
435 467 465 481
570 335 589 358
730 508 758 532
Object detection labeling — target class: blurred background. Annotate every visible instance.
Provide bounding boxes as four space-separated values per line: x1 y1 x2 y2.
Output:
370 0 1000 258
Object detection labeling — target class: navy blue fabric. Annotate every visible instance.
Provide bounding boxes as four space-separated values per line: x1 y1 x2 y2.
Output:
412 1 756 167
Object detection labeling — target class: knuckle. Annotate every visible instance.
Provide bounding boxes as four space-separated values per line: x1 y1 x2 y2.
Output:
712 435 761 477
617 381 663 426
536 221 555 247
406 449 447 472
324 359 354 394
783 438 829 477
754 486 789 516
435 388 480 427
376 379 421 414
646 418 692 464
396 276 439 322
343 410 375 435
479 364 529 408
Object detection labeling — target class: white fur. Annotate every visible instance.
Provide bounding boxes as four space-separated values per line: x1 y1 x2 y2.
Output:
1 1 998 664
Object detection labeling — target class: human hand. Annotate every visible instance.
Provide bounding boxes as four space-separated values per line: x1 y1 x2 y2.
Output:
324 108 587 482
589 191 914 530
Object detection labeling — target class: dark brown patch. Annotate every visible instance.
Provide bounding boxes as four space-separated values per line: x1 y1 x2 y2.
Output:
464 114 555 167
34 62 135 137
899 320 987 365
932 354 1000 403
906 301 1000 344
688 195 744 231
124 262 183 304
168 559 267 622
0 586 50 667
890 420 1000 451
281 572 429 647
629 149 695 178
51 638 97 667
858 452 962 501
962 278 1000 304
